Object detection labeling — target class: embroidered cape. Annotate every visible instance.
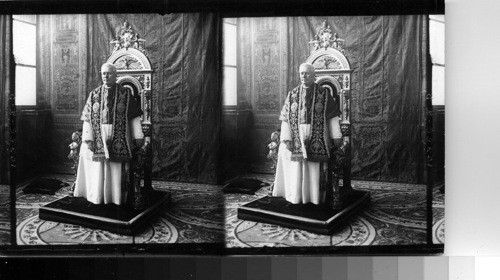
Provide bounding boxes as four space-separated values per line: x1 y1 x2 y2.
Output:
84 84 142 162
284 83 341 162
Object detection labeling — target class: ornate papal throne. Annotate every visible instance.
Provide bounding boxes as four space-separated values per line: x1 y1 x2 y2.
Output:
238 21 370 235
39 21 170 235
105 21 154 210
306 20 356 209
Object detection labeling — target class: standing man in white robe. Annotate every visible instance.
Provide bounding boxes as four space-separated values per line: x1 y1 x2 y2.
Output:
272 63 343 205
73 63 144 205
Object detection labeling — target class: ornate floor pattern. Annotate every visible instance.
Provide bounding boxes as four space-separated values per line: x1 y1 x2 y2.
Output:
433 188 445 244
225 174 445 248
0 184 10 245
14 175 224 245
1 175 444 247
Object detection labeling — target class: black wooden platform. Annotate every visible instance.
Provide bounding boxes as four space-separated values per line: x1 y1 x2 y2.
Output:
39 190 170 235
237 190 370 235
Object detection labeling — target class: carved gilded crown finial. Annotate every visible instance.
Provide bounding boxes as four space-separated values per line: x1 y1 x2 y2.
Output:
110 21 146 53
309 21 345 51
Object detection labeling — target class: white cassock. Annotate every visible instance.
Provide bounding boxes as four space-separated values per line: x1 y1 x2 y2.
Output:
272 116 342 204
73 117 144 205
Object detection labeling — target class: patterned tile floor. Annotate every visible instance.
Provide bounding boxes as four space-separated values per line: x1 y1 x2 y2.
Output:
0 174 444 249
225 174 445 248
12 175 224 245
0 184 10 245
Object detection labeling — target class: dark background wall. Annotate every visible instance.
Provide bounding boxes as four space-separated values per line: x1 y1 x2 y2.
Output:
229 16 429 184
24 14 221 184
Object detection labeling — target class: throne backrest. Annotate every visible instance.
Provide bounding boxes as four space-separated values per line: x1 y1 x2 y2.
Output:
306 21 355 205
105 21 153 141
105 21 153 199
306 21 353 128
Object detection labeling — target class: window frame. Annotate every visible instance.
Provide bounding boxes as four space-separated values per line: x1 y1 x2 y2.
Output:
13 15 37 108
429 16 445 106
223 19 238 108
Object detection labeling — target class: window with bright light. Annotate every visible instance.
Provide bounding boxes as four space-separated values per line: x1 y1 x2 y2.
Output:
223 19 237 107
13 15 37 106
430 15 445 106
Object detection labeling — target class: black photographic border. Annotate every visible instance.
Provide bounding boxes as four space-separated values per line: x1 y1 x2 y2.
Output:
2 0 445 256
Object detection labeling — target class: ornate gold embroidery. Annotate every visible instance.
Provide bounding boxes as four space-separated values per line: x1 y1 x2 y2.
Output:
287 84 330 162
90 85 132 162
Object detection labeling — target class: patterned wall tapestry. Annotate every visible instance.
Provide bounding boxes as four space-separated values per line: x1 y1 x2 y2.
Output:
239 16 428 183
39 14 221 184
37 15 87 174
237 18 288 170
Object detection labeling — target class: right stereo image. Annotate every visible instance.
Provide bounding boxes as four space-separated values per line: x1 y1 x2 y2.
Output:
221 16 444 252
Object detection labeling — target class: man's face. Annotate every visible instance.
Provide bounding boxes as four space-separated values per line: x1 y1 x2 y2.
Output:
299 65 315 86
101 65 117 86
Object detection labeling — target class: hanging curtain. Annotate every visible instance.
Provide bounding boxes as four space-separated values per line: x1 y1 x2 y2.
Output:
287 16 429 183
0 15 12 185
86 14 221 184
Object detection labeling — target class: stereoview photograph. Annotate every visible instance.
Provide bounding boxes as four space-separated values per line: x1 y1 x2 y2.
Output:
0 13 444 253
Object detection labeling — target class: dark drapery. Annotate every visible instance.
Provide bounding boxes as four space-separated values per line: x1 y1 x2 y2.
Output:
288 16 428 183
0 15 12 245
86 14 221 184
0 15 12 185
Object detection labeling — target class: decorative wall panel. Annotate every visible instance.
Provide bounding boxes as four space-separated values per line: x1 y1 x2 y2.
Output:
253 18 281 112
52 15 85 114
36 15 88 173
238 18 288 171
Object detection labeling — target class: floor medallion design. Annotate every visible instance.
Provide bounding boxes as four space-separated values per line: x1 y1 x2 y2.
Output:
226 179 444 247
14 176 223 245
17 214 178 245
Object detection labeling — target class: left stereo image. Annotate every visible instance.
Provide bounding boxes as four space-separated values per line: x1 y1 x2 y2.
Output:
5 14 224 249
